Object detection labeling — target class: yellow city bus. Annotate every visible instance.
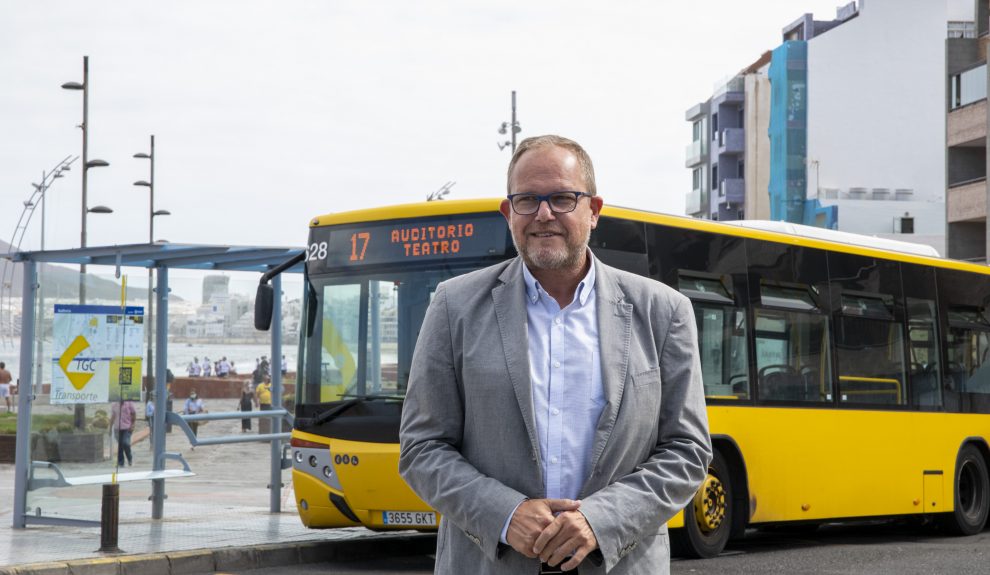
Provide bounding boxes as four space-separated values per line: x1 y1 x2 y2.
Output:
278 198 990 558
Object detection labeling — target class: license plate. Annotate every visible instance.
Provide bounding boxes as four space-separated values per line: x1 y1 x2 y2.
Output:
382 510 437 526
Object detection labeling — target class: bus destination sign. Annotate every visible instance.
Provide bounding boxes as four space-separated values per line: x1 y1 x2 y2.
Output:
307 214 508 272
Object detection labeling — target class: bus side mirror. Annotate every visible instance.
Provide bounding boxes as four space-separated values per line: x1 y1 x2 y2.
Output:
255 283 274 331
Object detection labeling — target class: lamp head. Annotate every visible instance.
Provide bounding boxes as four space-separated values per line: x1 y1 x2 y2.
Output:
61 82 84 91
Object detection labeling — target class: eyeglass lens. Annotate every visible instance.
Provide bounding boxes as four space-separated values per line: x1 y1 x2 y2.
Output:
512 193 579 214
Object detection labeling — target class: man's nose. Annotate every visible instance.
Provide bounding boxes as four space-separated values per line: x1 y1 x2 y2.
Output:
534 199 556 221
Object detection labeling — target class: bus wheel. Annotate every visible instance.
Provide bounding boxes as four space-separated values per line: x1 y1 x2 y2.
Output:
671 450 732 558
942 444 990 535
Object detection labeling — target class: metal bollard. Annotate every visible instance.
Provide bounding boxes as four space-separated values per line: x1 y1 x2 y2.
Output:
99 483 122 553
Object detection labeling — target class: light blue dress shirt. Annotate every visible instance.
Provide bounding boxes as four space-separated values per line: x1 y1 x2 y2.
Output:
500 252 605 543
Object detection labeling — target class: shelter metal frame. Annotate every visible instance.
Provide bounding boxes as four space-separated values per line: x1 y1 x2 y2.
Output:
7 242 304 528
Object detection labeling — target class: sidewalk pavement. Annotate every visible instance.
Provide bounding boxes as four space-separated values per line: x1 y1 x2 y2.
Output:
0 399 435 574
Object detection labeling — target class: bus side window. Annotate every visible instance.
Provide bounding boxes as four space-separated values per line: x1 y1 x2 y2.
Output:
906 298 942 407
939 268 990 413
834 293 906 406
688 303 750 400
754 308 831 403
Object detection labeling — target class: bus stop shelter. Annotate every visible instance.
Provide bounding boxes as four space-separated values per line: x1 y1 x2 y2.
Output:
6 242 304 528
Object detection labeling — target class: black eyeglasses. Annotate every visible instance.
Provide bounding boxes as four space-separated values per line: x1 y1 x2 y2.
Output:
506 192 591 215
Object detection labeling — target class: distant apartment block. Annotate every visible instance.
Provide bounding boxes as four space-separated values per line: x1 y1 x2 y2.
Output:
946 0 989 262
685 53 772 221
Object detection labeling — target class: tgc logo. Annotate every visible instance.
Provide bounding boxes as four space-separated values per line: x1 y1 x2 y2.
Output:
59 335 96 390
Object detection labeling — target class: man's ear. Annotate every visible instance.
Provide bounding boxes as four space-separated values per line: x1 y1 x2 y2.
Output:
589 195 604 229
499 199 512 221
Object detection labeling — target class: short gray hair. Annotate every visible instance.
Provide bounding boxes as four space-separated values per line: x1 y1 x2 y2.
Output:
506 135 596 196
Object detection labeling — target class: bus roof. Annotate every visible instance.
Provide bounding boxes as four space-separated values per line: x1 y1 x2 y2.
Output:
311 198 989 276
720 220 941 258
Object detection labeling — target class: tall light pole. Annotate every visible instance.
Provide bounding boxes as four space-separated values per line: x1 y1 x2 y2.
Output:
497 90 521 153
62 55 110 304
134 135 170 399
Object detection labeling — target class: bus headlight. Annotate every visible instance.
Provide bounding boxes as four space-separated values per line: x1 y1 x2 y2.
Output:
323 466 332 479
309 455 318 468
294 450 303 464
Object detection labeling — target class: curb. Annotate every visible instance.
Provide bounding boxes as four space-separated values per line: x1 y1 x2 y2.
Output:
3 534 436 575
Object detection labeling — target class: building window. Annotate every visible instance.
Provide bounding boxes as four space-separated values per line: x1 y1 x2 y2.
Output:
692 120 703 142
711 113 718 139
692 167 702 191
711 165 718 191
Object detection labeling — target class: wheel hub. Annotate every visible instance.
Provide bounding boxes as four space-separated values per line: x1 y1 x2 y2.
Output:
693 474 726 533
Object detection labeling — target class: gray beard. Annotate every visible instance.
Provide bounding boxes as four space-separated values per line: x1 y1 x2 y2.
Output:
512 227 590 272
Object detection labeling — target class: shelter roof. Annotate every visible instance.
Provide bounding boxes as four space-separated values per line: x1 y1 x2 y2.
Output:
6 243 305 273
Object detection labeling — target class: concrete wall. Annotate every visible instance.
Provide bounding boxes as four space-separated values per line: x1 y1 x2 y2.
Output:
744 72 772 220
947 99 987 147
806 0 947 216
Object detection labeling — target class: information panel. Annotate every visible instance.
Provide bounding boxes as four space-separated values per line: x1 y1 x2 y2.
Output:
51 305 145 404
306 213 509 274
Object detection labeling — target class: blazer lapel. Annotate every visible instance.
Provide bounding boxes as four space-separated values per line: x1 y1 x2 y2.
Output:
585 263 632 485
491 258 542 480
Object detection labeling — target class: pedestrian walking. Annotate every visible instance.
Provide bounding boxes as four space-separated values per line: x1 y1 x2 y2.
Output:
145 394 155 450
0 362 13 413
111 399 137 467
183 390 206 438
240 380 256 432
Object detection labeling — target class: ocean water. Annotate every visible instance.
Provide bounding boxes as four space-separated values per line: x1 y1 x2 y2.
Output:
0 340 295 385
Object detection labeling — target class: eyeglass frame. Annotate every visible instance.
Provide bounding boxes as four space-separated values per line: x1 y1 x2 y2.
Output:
505 191 593 215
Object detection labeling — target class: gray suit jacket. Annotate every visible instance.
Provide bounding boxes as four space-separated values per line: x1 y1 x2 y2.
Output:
399 257 712 574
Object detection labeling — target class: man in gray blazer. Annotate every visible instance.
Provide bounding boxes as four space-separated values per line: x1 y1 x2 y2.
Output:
399 135 712 574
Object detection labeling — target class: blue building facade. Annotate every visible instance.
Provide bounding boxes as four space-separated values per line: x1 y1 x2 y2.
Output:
768 41 837 228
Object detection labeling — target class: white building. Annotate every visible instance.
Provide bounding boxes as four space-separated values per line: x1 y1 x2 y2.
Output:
805 0 947 254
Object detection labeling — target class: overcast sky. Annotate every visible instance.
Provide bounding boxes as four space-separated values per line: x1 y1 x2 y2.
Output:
0 1 970 299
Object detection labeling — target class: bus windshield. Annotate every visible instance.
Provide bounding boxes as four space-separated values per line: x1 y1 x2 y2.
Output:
297 265 483 405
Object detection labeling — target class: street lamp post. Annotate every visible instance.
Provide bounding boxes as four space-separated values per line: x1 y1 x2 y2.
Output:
497 90 521 153
63 56 112 430
134 135 169 401
62 55 110 305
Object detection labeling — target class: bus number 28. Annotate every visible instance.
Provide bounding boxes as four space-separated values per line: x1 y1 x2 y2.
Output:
307 241 328 262
350 232 370 261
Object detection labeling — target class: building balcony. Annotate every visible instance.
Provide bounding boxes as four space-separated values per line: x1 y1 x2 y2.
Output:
716 128 745 155
685 102 708 121
718 178 745 205
948 98 987 147
685 189 703 215
948 177 987 222
712 76 745 105
685 140 706 167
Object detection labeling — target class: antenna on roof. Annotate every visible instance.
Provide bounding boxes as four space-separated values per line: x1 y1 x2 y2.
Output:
427 181 455 202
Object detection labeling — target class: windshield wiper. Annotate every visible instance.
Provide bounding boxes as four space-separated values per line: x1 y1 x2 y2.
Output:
301 394 404 428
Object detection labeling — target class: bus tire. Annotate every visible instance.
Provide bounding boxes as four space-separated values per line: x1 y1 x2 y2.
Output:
941 444 990 535
671 450 732 558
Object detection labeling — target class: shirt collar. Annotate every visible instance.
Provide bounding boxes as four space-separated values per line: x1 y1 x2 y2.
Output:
521 249 597 307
